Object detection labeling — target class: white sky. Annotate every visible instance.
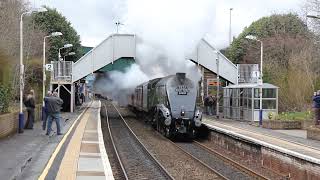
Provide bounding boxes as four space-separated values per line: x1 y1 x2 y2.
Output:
33 0 304 49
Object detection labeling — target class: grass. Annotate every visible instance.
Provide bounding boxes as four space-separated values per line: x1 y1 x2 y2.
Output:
274 111 313 121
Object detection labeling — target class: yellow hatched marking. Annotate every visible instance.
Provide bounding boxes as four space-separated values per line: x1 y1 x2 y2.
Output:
55 110 92 180
38 102 91 180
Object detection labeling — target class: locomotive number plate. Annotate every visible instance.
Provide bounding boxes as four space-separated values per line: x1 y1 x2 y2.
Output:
175 85 189 95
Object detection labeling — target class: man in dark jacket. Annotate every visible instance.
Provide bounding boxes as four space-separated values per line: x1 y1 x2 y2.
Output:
313 91 320 125
45 92 63 135
204 95 214 115
24 90 35 129
42 91 52 130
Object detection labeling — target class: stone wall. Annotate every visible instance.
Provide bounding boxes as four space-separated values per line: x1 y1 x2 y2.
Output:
262 147 320 179
0 105 41 139
209 130 262 163
209 129 320 179
307 127 320 141
262 120 301 129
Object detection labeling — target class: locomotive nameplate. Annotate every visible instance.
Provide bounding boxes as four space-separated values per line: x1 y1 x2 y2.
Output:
175 85 189 95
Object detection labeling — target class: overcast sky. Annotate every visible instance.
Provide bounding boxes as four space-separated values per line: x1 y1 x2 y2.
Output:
33 0 304 49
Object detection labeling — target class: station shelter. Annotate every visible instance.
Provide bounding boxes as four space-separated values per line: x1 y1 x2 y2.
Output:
222 83 279 121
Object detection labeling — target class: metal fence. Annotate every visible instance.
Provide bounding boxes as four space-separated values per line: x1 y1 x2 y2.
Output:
51 61 73 83
237 64 259 84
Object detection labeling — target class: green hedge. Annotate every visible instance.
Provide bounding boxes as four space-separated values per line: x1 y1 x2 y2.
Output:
0 85 11 113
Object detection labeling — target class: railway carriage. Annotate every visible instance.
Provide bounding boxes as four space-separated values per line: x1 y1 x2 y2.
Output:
129 73 202 138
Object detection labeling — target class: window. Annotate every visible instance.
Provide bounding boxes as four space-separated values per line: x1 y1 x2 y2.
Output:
254 100 260 109
254 100 276 109
263 89 276 98
254 88 260 98
255 88 276 98
262 100 276 109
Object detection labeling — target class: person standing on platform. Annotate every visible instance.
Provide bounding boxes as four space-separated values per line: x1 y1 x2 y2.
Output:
212 95 217 116
205 95 214 115
24 89 35 129
42 91 52 130
312 90 320 126
45 92 63 135
204 96 210 115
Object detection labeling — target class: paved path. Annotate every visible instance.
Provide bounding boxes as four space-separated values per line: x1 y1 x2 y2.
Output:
0 102 89 180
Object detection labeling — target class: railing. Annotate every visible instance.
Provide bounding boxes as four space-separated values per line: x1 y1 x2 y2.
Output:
237 64 259 84
51 61 73 83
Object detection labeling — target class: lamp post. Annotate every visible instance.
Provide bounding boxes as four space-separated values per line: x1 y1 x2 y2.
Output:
58 44 73 61
115 21 124 34
63 52 76 61
19 7 47 133
245 35 263 126
42 32 62 122
229 8 233 45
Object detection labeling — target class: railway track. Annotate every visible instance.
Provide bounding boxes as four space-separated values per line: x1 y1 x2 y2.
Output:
125 113 284 179
193 140 270 180
102 102 281 179
124 119 231 179
104 102 173 180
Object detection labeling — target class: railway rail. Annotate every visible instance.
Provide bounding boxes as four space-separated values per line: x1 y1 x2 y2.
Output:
102 102 283 179
104 101 173 180
192 140 270 180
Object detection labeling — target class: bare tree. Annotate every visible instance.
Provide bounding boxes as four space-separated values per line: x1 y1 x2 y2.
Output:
0 0 46 102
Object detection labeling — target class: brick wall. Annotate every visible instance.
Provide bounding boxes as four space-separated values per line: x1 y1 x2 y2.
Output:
0 105 41 139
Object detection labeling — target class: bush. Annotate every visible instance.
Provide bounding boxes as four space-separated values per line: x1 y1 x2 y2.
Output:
0 84 12 113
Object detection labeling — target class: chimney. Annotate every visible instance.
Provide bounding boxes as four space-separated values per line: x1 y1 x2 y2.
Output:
176 73 186 83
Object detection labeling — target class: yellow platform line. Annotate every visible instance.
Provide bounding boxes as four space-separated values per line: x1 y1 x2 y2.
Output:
38 102 92 180
55 109 91 179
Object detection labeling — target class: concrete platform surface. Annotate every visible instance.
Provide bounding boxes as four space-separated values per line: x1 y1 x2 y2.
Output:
0 102 89 180
274 129 307 139
41 100 113 180
203 116 320 165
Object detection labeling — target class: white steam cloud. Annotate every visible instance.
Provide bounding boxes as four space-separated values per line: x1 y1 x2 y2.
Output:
94 0 216 104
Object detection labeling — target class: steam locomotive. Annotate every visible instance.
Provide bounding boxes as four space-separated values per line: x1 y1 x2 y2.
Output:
128 73 202 138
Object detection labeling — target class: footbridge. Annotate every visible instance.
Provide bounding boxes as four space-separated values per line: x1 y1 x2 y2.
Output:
51 34 238 112
71 34 238 84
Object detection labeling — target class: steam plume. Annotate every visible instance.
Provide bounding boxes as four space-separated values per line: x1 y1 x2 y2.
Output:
94 0 216 104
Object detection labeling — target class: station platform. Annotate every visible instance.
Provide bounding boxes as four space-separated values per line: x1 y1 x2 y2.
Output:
0 102 89 180
0 100 113 180
38 100 113 180
202 116 320 165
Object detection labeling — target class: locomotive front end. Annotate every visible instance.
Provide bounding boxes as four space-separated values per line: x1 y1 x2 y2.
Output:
166 73 202 135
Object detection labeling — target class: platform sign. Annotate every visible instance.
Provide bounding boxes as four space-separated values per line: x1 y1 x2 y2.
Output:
207 79 218 96
45 64 53 71
206 78 225 97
